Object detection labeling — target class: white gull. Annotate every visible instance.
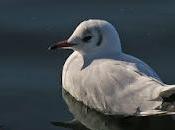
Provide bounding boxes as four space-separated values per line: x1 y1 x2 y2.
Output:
49 19 175 116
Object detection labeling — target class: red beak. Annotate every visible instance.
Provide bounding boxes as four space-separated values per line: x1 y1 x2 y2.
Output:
48 40 75 50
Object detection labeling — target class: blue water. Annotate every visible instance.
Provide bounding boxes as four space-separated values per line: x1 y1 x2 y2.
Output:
0 57 73 130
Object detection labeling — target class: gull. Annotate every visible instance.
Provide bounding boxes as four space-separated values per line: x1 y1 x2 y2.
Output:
49 19 175 116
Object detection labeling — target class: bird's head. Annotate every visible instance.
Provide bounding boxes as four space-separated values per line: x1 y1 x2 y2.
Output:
49 19 122 55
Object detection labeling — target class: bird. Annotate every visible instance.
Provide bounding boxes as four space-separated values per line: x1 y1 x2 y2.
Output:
49 19 175 116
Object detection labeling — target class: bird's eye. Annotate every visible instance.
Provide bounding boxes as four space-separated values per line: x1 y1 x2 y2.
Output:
82 36 92 42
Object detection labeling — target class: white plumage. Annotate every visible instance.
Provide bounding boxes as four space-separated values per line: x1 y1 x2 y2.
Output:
51 19 175 116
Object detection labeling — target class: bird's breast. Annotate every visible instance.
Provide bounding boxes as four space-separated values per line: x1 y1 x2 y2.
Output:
62 52 85 98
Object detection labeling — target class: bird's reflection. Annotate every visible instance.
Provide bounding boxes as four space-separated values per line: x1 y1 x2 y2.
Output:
52 89 175 130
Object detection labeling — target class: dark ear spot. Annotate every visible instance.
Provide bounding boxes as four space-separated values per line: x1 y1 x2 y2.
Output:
96 29 102 46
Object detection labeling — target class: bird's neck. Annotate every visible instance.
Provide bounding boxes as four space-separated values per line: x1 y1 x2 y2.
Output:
80 50 122 69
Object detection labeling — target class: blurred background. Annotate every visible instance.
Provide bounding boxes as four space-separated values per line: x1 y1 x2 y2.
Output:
0 0 175 130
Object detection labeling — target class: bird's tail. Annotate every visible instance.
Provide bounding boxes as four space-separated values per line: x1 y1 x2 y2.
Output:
159 85 175 99
141 85 175 117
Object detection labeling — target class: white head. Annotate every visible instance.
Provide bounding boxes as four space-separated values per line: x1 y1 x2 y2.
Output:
49 19 122 55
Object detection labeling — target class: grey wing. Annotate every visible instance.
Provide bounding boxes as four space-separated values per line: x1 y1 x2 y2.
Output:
81 60 165 115
120 54 161 81
136 62 161 81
